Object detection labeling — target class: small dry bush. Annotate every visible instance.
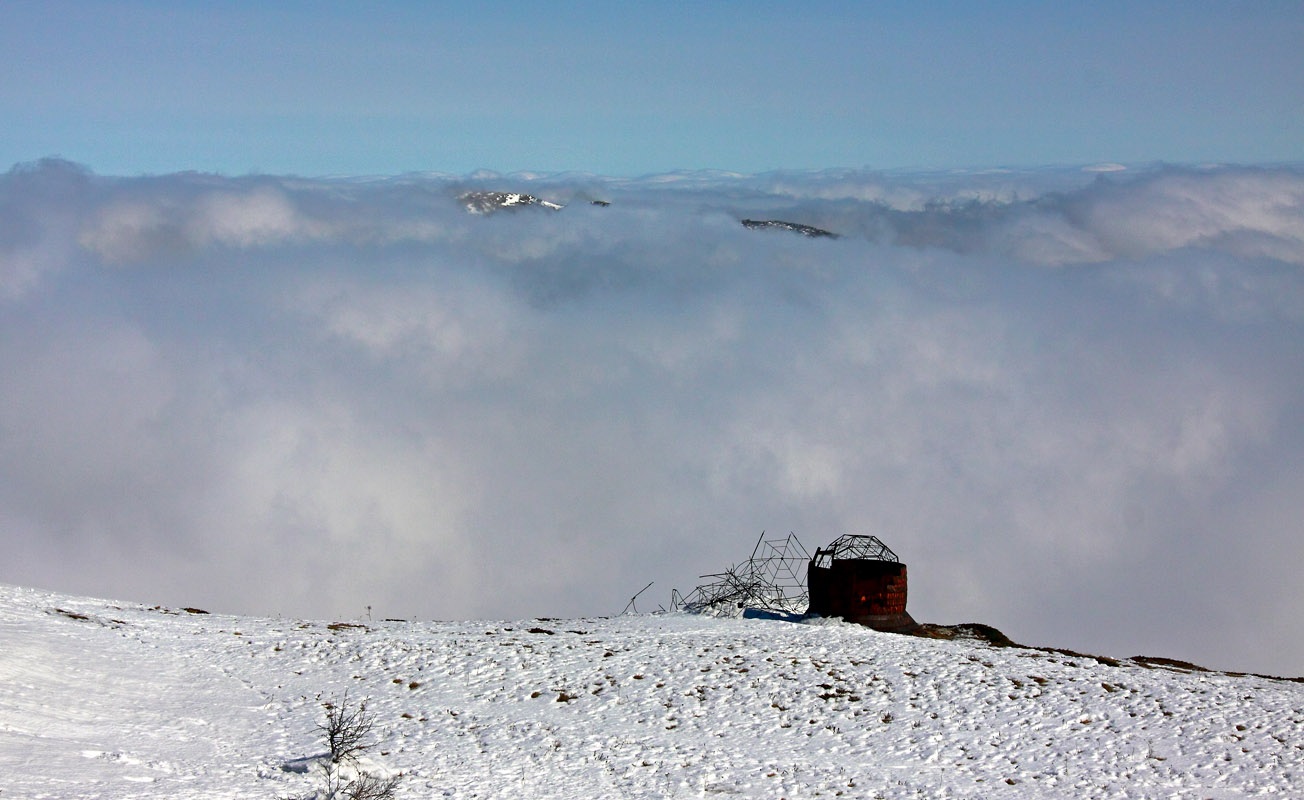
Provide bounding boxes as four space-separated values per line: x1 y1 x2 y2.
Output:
319 692 376 765
289 693 401 800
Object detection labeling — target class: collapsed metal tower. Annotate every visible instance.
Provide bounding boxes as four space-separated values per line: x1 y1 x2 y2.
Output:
672 532 810 614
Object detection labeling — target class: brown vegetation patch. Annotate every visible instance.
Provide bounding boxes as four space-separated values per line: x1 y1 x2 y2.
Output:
912 623 1025 648
1131 655 1210 673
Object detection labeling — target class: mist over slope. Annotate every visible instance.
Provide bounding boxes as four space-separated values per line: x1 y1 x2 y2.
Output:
2 160 1302 676
2 583 1301 799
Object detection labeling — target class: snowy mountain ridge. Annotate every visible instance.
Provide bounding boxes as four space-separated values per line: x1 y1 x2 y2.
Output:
458 190 565 214
740 219 840 238
457 189 834 235
1 582 1300 798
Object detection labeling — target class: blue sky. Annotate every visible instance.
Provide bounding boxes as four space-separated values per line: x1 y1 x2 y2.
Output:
3 0 1301 176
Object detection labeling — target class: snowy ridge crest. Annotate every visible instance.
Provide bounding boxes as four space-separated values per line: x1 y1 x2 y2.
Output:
2 583 1301 799
459 190 564 214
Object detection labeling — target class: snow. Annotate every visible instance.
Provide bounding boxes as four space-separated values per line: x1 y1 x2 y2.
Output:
1 583 1300 798
459 191 564 214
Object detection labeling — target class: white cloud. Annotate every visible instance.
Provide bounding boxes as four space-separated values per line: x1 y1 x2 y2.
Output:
0 159 93 297
1066 168 1304 264
2 159 1302 674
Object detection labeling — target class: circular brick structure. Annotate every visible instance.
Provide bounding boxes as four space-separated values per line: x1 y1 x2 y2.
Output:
807 535 918 633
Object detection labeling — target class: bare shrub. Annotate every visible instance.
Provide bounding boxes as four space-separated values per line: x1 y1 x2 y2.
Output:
334 771 402 800
290 693 400 800
318 692 375 764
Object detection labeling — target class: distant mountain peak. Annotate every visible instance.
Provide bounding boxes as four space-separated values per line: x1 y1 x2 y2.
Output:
460 190 564 215
741 219 838 238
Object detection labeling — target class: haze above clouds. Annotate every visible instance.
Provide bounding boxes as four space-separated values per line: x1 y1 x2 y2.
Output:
2 160 1302 675
2 2 1301 175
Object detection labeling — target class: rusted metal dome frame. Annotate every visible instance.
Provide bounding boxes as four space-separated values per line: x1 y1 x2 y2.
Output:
811 535 898 569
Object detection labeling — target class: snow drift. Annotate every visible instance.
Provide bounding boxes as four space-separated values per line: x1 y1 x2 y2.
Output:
1 583 1300 798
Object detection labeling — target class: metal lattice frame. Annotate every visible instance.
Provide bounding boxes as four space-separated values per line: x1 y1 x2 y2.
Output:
673 532 810 614
810 535 899 569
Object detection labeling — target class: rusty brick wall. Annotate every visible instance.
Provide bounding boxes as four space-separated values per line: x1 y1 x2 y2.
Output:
808 559 908 618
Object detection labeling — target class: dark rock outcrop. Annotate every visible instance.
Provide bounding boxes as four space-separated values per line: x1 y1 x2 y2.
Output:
741 219 838 238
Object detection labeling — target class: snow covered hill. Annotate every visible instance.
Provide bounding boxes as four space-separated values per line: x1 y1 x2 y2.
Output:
1 583 1300 799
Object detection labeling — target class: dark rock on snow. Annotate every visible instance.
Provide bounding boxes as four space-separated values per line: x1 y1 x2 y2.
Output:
741 219 839 238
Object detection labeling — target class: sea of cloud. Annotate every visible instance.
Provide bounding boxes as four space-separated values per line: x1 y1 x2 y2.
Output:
2 158 1302 675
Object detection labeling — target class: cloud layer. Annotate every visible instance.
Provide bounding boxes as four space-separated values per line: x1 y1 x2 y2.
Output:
3 159 1302 675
